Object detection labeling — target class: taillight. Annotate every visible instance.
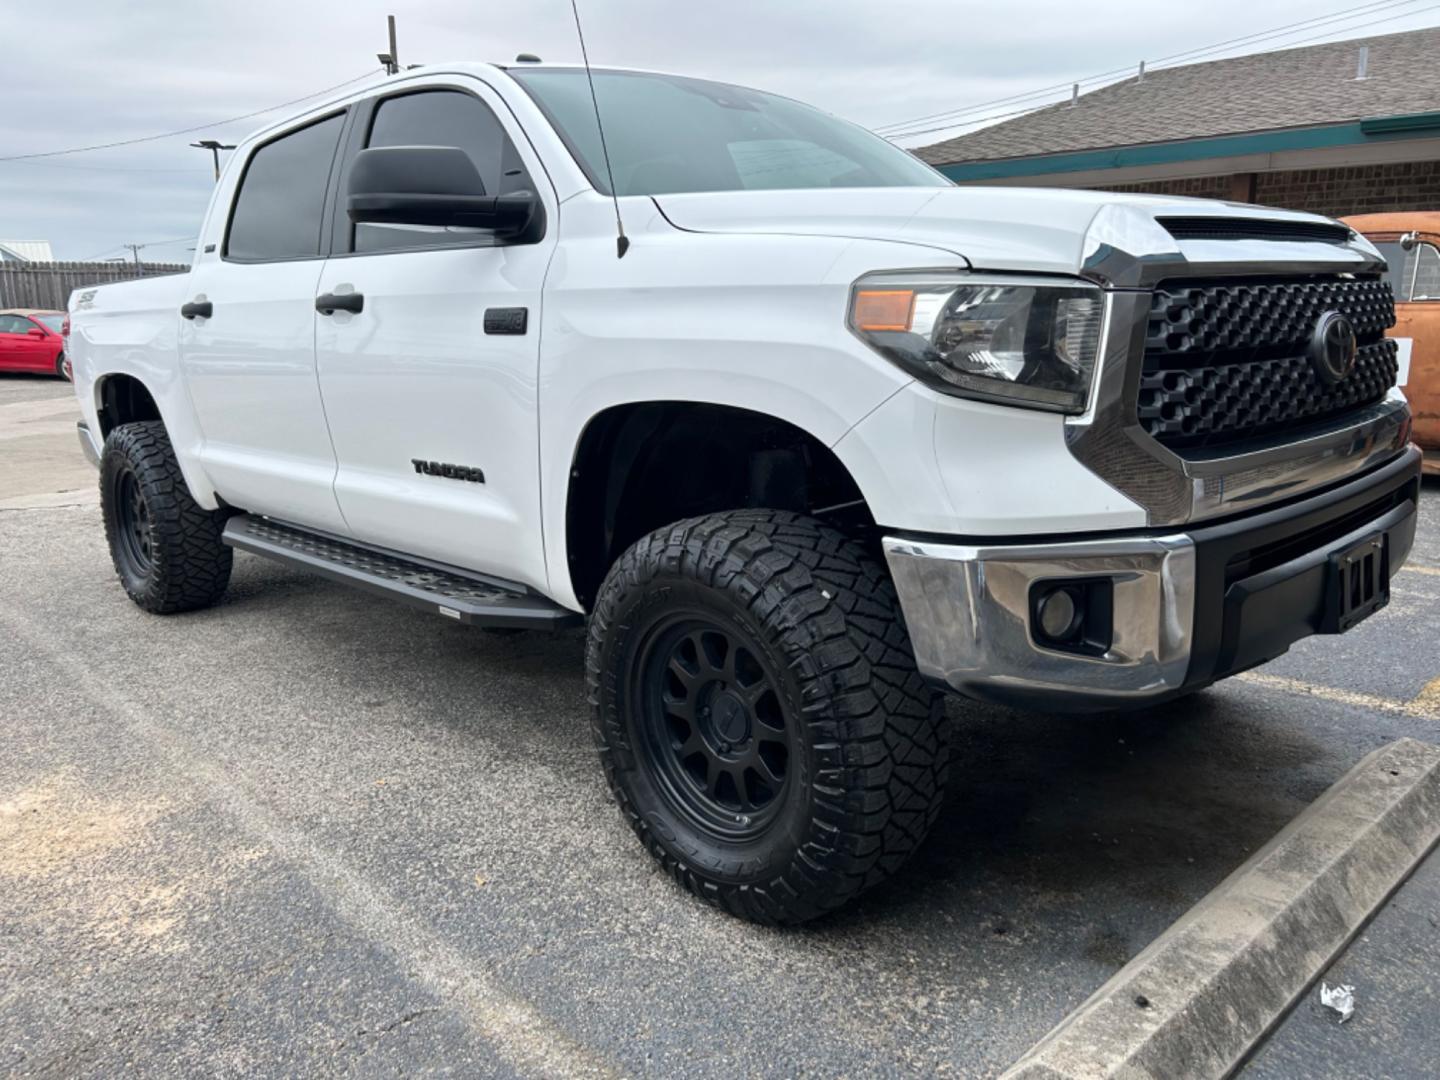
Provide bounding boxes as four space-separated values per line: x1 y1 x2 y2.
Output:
61 314 71 341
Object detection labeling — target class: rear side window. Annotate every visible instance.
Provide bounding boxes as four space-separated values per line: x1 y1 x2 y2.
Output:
226 113 345 261
355 90 533 253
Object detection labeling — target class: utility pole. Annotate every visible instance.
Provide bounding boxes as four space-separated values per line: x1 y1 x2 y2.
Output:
378 15 400 75
121 243 144 269
190 139 236 181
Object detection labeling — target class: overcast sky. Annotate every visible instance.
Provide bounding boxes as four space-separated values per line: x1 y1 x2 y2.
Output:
5 0 1437 260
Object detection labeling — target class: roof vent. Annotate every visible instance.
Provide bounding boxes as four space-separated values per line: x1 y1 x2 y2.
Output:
1355 45 1369 81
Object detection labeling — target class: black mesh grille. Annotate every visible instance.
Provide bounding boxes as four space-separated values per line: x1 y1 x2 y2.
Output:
1138 276 1397 450
1138 339 1398 447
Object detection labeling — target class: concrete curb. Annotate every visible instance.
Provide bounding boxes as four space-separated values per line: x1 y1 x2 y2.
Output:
1002 737 1440 1080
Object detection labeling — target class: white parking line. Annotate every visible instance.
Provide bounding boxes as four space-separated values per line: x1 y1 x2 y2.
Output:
1 610 621 1080
1235 671 1440 721
1401 564 1440 577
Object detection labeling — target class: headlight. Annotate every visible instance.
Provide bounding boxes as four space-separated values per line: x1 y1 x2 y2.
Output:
848 273 1105 413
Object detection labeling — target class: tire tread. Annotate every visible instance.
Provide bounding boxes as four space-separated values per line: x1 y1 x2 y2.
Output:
586 509 950 924
101 421 232 613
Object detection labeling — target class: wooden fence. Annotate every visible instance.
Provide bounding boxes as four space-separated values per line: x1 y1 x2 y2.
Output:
0 260 189 311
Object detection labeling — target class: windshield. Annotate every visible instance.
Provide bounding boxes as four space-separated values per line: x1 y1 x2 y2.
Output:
509 68 946 196
34 314 64 333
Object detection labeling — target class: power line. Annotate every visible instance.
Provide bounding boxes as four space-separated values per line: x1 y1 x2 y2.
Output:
879 0 1428 138
874 0 1424 136
874 0 1432 139
885 8 1440 144
1234 0 1440 51
0 160 209 174
80 236 197 262
0 70 380 163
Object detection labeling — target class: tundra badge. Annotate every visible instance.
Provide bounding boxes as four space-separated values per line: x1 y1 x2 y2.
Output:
412 460 486 483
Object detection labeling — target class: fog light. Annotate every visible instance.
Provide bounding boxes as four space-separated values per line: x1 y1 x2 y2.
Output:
1030 578 1114 655
1036 587 1082 642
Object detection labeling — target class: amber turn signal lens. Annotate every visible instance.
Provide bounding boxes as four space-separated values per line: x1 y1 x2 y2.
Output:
852 289 915 332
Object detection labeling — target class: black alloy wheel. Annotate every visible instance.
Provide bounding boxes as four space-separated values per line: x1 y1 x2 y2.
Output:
111 465 154 580
633 615 792 840
588 510 952 924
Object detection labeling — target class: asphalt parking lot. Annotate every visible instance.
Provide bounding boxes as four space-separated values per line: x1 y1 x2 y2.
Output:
2 374 1438 1078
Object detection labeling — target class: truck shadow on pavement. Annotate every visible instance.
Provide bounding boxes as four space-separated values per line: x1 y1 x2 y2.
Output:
222 552 1336 974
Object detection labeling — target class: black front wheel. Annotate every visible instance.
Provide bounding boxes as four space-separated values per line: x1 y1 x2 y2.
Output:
587 510 951 925
632 613 795 841
100 421 232 613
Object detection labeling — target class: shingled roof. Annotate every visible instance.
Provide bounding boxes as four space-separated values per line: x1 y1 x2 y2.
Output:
916 26 1440 167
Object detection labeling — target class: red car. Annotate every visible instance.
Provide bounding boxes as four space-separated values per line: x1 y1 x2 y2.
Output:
0 308 69 378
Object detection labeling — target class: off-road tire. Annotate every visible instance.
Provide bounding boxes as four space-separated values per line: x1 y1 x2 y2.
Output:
100 421 232 613
587 510 950 924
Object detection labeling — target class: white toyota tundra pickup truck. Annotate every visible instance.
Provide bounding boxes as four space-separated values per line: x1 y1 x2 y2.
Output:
69 61 1421 924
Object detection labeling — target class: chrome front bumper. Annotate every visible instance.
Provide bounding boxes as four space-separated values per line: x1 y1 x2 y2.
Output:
883 447 1422 711
883 534 1196 707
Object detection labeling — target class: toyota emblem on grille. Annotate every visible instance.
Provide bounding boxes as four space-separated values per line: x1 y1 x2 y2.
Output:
1308 311 1358 385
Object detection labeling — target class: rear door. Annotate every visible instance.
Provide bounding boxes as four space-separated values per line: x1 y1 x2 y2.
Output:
179 110 351 532
312 81 556 589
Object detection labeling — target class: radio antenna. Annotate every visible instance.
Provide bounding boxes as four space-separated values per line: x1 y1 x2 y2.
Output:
568 0 629 257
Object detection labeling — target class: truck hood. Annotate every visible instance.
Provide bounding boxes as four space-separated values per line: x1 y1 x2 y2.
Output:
652 187 1360 278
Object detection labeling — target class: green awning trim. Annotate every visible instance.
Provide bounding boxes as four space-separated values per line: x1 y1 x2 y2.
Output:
934 116 1430 182
1359 111 1440 134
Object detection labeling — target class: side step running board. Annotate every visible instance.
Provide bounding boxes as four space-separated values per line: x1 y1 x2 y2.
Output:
222 514 582 631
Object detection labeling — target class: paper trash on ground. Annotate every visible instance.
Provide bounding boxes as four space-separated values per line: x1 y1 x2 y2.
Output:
1320 982 1356 1023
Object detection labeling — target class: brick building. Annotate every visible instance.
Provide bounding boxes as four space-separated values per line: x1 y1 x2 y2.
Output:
916 28 1440 218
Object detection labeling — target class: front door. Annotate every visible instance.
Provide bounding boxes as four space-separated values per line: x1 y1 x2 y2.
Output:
1394 238 1440 451
1375 233 1440 451
313 83 556 590
179 110 350 533
0 314 53 373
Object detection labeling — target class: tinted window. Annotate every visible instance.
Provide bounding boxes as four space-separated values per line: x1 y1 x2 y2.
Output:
1376 242 1414 300
227 113 345 261
1377 240 1440 301
510 69 945 196
0 315 27 334
1414 243 1440 301
356 90 533 253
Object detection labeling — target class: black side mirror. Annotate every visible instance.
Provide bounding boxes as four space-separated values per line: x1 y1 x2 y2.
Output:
346 145 543 243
